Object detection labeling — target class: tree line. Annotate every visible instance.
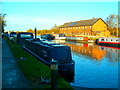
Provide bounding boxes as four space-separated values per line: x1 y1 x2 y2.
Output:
26 28 60 35
1 13 120 37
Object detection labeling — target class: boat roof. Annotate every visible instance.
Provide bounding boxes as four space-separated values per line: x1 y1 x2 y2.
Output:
99 37 120 39
40 41 67 47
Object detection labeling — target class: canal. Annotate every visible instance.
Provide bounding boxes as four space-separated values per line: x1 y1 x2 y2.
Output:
53 40 119 88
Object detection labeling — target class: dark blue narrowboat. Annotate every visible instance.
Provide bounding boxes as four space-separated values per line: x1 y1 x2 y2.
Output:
16 32 33 45
9 32 17 40
10 32 16 37
41 34 55 40
23 39 74 73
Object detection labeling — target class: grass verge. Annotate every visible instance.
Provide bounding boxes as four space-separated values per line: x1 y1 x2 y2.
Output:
5 37 73 89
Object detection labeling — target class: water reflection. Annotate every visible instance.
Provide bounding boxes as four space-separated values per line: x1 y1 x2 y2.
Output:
52 40 119 88
53 40 120 62
53 40 107 60
98 46 119 62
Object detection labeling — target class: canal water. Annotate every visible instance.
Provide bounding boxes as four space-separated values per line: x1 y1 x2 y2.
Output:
52 40 119 88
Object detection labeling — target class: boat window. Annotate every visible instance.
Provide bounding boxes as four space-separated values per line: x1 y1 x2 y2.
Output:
116 39 118 41
111 39 113 41
20 34 32 38
106 39 108 41
101 39 104 41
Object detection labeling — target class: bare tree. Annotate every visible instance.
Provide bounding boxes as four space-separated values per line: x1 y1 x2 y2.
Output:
106 14 118 28
106 14 119 36
0 13 6 33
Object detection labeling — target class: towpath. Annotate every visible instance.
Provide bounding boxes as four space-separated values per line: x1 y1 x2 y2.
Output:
2 38 30 88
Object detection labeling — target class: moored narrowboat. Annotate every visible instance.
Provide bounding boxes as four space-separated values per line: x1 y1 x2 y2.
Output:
23 39 75 73
9 32 17 40
66 36 94 43
97 37 120 48
41 34 55 40
55 33 66 40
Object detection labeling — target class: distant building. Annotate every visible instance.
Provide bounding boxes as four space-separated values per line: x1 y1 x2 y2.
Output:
59 18 110 36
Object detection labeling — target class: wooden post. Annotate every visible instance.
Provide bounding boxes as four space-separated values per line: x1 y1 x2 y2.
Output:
34 27 37 39
51 59 58 90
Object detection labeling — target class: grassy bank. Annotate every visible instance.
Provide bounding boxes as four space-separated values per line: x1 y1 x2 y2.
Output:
5 37 72 89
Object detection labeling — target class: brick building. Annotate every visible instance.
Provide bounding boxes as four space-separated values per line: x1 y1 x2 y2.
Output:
59 18 110 37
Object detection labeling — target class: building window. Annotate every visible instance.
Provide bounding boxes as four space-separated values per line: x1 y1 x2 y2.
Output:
76 27 79 29
79 27 81 29
90 26 92 29
82 26 84 29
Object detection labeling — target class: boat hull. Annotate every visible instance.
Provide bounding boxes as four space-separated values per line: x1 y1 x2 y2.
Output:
98 42 120 48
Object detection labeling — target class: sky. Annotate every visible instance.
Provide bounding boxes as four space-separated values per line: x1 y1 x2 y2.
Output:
1 1 119 31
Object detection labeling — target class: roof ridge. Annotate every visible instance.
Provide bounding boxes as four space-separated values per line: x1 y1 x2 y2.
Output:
80 18 100 21
67 18 100 23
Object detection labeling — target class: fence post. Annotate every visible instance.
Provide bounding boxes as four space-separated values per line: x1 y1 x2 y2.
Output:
51 59 58 90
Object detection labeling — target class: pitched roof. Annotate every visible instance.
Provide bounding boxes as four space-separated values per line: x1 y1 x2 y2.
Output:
60 18 101 28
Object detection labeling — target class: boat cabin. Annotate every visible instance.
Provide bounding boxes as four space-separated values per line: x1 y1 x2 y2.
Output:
99 38 119 42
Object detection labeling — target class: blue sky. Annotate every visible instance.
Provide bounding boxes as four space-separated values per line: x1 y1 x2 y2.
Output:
1 2 118 31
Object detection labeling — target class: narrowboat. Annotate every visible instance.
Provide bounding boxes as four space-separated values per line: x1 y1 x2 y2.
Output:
97 37 120 48
23 39 74 73
11 32 33 45
9 32 17 40
40 34 55 40
55 33 66 40
66 36 94 43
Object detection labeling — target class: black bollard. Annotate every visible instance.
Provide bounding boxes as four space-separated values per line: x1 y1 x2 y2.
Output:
51 59 58 90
